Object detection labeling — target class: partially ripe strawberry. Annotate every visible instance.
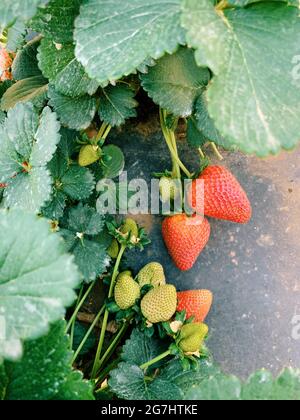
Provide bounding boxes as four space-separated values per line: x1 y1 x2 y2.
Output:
114 274 140 310
188 166 252 224
141 284 177 323
162 214 211 271
0 45 13 81
137 262 166 288
121 218 139 240
177 290 213 323
179 323 209 353
79 145 100 167
107 239 119 259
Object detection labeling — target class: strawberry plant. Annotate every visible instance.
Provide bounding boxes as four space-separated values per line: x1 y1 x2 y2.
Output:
0 0 300 401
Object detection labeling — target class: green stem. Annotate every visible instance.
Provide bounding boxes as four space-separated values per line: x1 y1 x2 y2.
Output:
102 125 112 141
95 357 121 388
65 282 95 334
70 317 76 350
198 147 205 160
95 321 129 374
71 304 105 364
170 130 181 180
96 122 109 143
159 109 192 179
91 243 127 378
210 142 224 161
140 350 171 371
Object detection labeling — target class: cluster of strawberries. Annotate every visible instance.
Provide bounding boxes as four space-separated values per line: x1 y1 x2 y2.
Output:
0 44 13 82
162 166 252 271
113 258 213 354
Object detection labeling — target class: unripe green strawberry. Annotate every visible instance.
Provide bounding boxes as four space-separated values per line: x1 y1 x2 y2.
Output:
141 284 177 323
179 323 208 353
159 177 179 203
117 271 133 281
137 262 166 288
78 145 100 167
107 239 119 259
114 274 140 310
121 218 139 238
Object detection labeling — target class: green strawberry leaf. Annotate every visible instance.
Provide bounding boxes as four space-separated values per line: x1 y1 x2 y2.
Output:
227 0 298 6
60 204 110 282
99 85 138 127
31 0 81 43
0 210 80 361
67 203 105 235
193 94 226 146
187 116 206 148
0 104 60 212
42 145 95 220
181 1 300 156
0 321 94 400
141 47 210 117
12 39 42 80
38 39 99 98
0 81 13 100
6 19 26 53
186 372 241 400
57 127 79 160
1 76 48 111
58 165 95 201
162 358 220 395
109 352 218 400
38 39 75 81
3 167 53 212
185 368 300 400
61 230 110 283
42 189 67 220
0 112 5 125
48 85 97 130
242 368 300 400
101 145 125 180
121 328 168 367
0 0 49 32
74 0 186 84
72 322 96 357
109 362 181 400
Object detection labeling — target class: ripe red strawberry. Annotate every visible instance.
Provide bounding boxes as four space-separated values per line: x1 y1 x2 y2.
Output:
188 166 252 224
0 45 13 81
162 214 210 271
177 290 213 323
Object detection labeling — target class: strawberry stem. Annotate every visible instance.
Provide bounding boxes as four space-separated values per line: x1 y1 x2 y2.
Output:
210 142 224 161
198 147 205 160
95 122 112 144
159 109 192 179
72 304 105 364
65 281 96 334
91 243 127 379
95 320 130 375
140 350 172 371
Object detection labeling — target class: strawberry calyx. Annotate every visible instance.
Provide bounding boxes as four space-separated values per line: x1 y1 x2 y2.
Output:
21 162 32 173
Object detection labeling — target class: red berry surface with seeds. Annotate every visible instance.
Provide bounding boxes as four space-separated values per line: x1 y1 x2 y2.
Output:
162 214 211 271
0 44 13 81
177 290 213 323
189 166 252 224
